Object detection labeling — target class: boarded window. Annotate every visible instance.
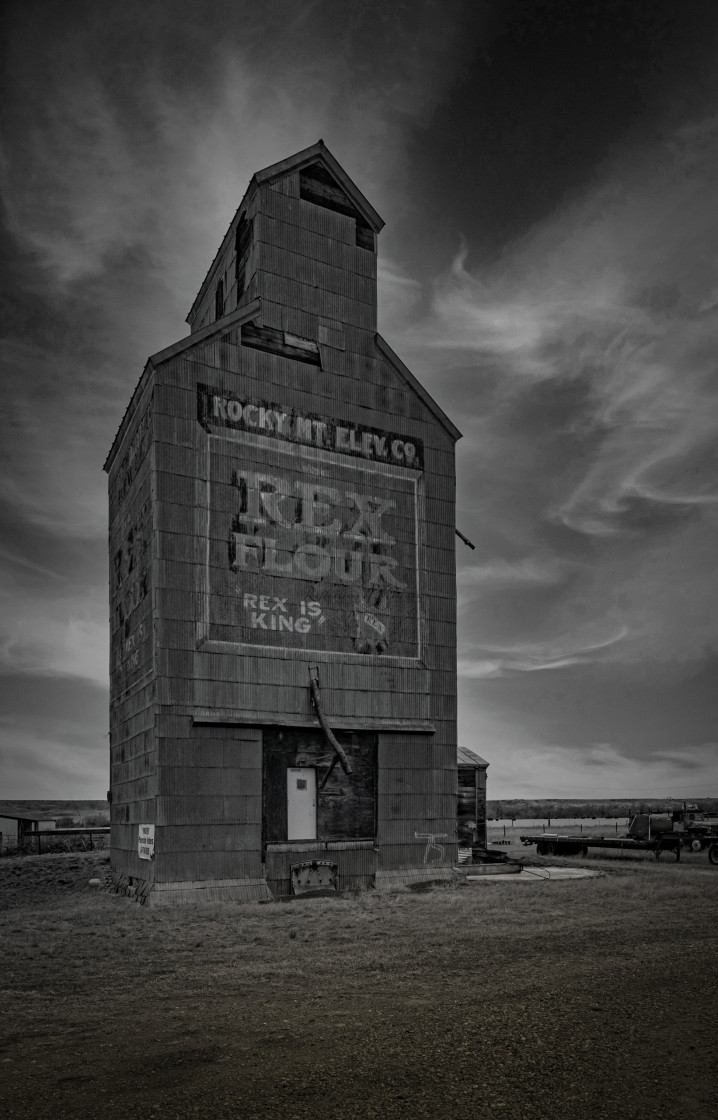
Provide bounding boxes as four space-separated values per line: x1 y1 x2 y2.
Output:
241 323 321 366
299 162 376 251
263 728 377 843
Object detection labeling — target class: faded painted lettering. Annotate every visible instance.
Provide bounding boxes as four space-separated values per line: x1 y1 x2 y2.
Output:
198 384 423 470
207 420 420 656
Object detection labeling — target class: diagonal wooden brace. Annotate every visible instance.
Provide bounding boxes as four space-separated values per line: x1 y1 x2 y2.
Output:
318 753 340 791
309 674 352 777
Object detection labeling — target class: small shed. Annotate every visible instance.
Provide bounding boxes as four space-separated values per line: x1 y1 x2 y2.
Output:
0 804 57 851
457 747 489 846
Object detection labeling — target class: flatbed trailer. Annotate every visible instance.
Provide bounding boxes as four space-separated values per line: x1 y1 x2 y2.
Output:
519 831 718 864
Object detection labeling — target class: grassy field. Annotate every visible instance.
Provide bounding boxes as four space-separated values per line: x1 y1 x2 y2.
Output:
0 849 716 1120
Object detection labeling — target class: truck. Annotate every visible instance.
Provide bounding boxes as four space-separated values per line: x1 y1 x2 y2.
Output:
671 803 718 851
520 809 718 865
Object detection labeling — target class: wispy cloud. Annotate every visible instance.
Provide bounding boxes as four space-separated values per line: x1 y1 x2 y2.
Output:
458 557 572 588
456 710 718 798
2 2 717 801
0 713 108 798
401 115 718 542
0 586 108 688
458 627 628 679
0 1 489 721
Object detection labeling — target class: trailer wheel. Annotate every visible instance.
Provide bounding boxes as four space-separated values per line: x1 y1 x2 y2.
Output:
690 839 703 852
708 845 718 866
544 842 556 856
536 842 547 856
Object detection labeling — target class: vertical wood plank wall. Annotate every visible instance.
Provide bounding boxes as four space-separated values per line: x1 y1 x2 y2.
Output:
107 373 157 881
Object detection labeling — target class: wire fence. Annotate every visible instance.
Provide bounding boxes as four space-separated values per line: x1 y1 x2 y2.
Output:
0 828 110 856
488 818 630 838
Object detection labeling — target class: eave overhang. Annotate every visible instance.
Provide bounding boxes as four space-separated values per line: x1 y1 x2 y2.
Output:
104 299 261 474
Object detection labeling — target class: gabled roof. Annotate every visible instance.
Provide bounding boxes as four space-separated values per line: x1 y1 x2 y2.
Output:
104 301 261 472
149 299 261 368
254 140 384 231
376 335 462 442
186 140 384 324
457 746 489 768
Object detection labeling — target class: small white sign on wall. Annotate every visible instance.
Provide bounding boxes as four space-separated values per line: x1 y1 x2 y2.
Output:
138 823 155 860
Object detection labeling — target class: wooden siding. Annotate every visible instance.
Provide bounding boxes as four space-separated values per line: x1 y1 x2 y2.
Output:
265 840 377 897
152 724 263 883
458 762 488 846
107 148 459 896
107 376 158 882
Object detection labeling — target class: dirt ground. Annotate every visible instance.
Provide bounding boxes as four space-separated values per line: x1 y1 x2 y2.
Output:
0 849 716 1120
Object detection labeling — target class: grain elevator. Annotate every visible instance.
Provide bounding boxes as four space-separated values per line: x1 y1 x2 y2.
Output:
105 141 461 903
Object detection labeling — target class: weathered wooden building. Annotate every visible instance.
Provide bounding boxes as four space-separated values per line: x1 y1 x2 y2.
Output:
457 747 489 847
105 141 461 904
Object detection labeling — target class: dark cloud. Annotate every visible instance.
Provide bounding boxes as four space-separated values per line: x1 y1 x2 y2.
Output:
0 674 108 796
403 0 718 268
1 0 716 797
472 653 718 757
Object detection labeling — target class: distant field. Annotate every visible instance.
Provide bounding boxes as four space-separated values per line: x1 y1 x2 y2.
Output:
0 848 716 1120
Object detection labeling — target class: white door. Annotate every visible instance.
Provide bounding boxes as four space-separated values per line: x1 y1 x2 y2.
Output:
287 768 317 840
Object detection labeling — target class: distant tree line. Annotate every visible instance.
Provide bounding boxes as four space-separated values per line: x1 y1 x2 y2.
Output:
56 812 110 828
487 799 718 820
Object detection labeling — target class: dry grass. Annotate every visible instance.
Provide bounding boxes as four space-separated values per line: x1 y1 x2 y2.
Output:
1 853 716 1120
1 854 715 998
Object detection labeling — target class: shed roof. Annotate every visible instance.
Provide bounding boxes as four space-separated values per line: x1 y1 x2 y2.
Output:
0 803 58 822
457 746 489 768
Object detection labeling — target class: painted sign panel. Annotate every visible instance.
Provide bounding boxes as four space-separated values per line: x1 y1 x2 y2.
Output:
206 429 421 658
198 384 424 471
138 823 155 860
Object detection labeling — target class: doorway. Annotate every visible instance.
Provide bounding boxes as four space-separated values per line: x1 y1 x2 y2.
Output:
287 767 317 840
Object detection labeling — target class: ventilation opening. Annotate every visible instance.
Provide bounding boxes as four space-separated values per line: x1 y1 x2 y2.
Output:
235 213 254 301
299 162 375 251
241 323 321 366
214 277 225 321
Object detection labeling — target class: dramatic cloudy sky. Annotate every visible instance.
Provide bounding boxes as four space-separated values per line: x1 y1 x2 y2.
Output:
2 0 717 799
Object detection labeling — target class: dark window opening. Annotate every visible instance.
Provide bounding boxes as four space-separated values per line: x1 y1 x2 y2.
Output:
234 213 254 301
299 162 376 251
235 214 253 262
214 277 225 321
